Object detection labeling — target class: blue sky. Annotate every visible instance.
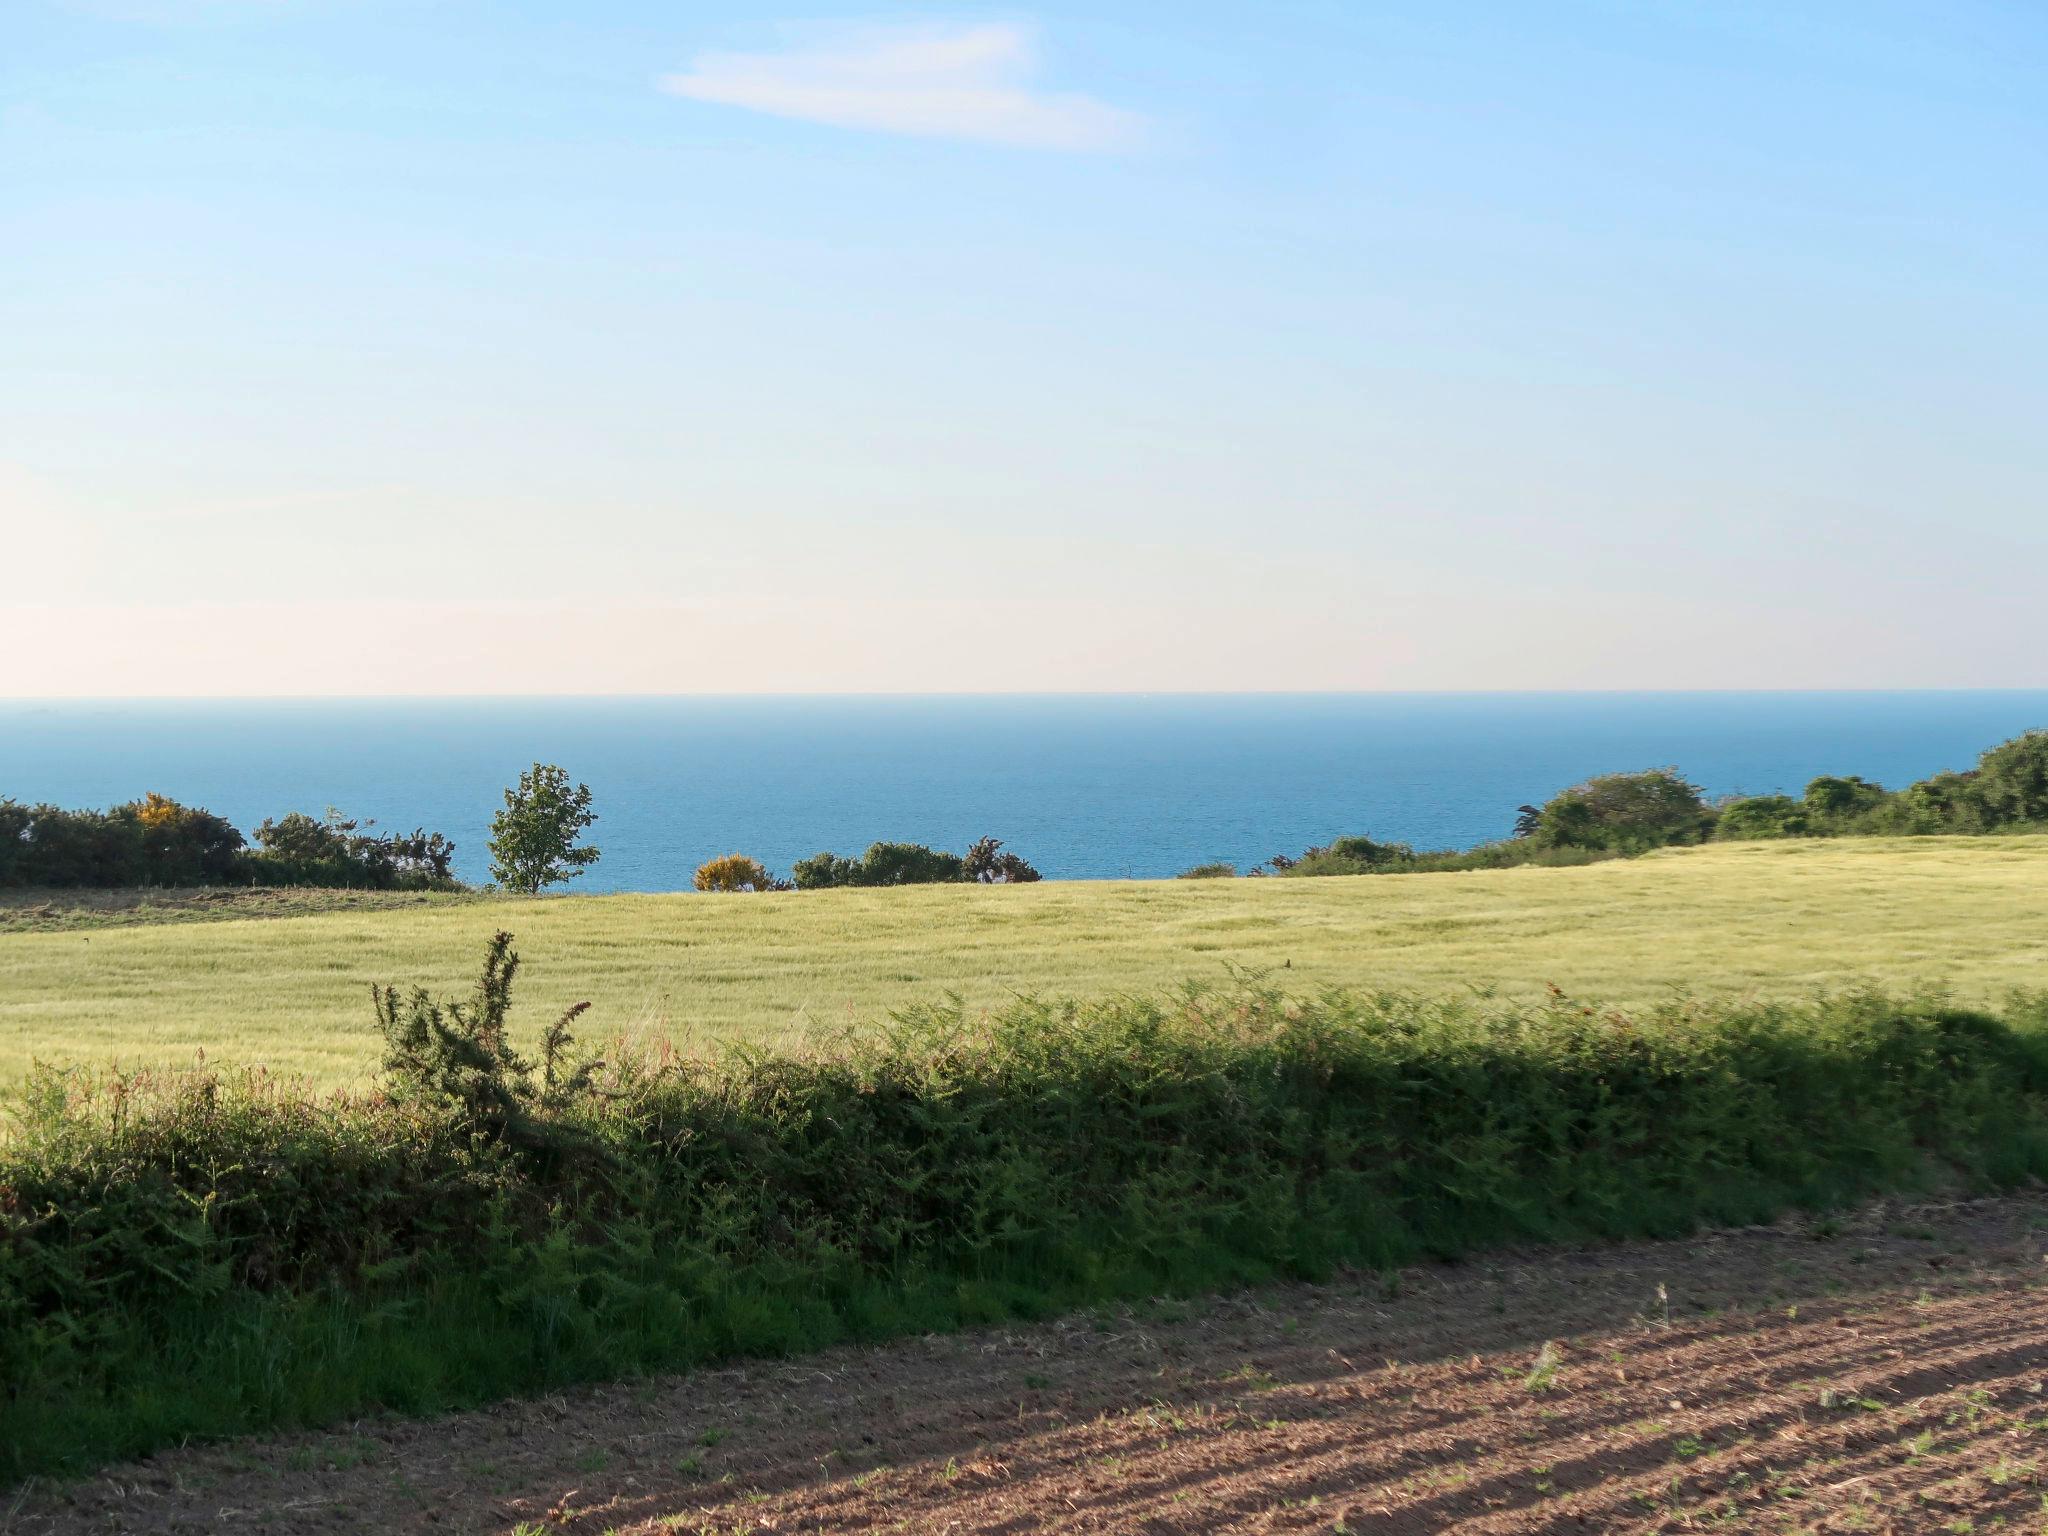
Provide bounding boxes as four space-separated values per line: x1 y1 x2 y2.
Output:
3 0 2043 693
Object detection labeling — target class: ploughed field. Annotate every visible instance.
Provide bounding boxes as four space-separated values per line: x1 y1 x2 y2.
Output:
15 1192 2048 1534
3 836 2046 1087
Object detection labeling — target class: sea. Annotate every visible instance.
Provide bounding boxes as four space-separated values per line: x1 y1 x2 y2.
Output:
2 693 2044 890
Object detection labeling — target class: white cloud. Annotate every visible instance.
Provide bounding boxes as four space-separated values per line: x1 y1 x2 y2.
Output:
661 21 1142 151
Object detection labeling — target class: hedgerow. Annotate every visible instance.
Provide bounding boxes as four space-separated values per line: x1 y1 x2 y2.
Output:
4 937 2046 1481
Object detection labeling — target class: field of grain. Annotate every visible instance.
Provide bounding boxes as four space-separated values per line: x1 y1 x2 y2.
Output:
4 836 2046 1087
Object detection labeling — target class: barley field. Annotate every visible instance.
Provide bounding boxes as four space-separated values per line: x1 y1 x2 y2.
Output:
4 836 2046 1088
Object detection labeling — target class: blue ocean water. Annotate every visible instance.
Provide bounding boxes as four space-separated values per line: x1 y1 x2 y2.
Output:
2 694 2044 890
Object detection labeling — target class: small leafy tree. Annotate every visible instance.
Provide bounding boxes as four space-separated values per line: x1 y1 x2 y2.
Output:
489 764 599 893
694 854 787 892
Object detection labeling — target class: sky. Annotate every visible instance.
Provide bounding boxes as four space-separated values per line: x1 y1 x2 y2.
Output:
2 0 2044 695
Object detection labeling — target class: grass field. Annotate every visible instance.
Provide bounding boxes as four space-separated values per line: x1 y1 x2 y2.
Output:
4 835 2047 1088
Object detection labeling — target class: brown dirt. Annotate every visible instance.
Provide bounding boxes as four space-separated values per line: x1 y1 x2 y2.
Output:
11 1194 2048 1535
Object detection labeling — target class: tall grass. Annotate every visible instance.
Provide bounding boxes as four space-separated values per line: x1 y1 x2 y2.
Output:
6 966 2047 1483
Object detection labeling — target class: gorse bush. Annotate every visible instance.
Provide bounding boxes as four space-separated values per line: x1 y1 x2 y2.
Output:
372 930 599 1157
5 935 2046 1480
963 836 1042 884
692 854 789 892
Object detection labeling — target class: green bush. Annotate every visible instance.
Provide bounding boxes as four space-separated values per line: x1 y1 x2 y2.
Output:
1533 768 1714 852
1803 775 1889 821
250 809 457 889
1715 794 1812 840
1281 835 1419 876
1969 730 2048 827
793 837 1038 888
5 935 2046 1481
1177 862 1237 879
962 836 1042 884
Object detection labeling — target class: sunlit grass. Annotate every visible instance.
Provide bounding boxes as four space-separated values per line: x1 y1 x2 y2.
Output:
4 836 2046 1088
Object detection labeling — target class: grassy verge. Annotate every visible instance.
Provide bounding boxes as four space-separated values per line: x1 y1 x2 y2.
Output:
0 885 485 935
6 956 2047 1484
7 837 2048 1087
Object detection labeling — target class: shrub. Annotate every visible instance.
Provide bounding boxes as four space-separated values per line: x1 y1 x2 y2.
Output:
489 764 599 893
1803 775 1889 821
0 798 26 885
963 836 1041 884
1281 834 1419 876
693 854 787 893
132 794 247 884
0 796 244 888
1715 794 1812 840
372 931 598 1155
793 838 1036 888
1534 769 1713 852
0 797 456 891
251 809 458 889
1178 862 1237 879
1970 730 2048 827
5 943 2046 1480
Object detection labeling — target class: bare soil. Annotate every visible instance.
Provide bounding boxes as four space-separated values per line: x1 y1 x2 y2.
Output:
11 1193 2048 1535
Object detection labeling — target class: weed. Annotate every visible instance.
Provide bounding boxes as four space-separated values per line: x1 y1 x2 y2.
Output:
1523 1342 1563 1394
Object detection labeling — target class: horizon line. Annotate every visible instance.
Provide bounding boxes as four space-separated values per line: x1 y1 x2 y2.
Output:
7 687 2048 705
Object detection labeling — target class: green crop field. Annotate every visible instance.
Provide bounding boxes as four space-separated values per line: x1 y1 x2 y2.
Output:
4 835 2047 1089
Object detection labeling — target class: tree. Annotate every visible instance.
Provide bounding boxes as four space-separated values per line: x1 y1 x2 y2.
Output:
489 764 599 893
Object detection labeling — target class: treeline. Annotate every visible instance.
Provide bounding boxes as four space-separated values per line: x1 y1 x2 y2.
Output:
691 837 1041 892
791 835 1040 888
6 933 2045 1478
0 796 458 891
1192 726 2048 879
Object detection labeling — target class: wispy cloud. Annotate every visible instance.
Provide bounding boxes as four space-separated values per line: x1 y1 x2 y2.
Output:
661 21 1143 151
